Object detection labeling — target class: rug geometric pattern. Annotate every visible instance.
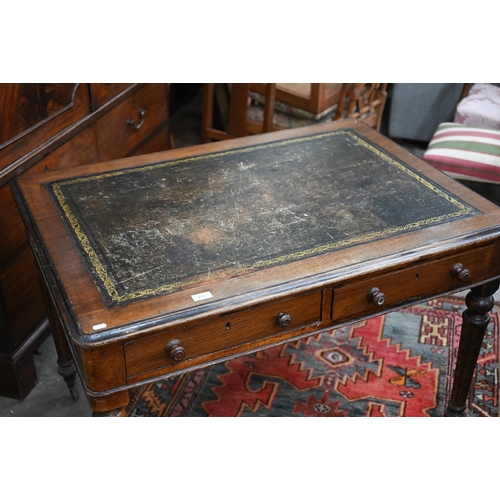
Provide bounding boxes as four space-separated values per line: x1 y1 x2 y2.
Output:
125 296 499 417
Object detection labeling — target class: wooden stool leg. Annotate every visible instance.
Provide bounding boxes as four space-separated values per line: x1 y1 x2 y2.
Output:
445 280 500 416
201 83 215 143
38 273 79 401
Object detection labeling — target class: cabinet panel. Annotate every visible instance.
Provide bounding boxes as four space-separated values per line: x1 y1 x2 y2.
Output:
0 184 27 264
0 84 91 172
0 245 45 346
0 84 77 145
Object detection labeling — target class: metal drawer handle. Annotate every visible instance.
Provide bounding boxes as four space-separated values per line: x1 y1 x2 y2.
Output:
126 107 146 130
166 339 185 362
368 287 386 306
451 263 470 282
276 312 292 328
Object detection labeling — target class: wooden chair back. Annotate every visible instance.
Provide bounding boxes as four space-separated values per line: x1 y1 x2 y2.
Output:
201 83 276 143
201 83 390 143
335 83 388 132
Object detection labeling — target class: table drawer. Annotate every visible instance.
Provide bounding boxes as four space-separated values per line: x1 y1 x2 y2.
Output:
124 291 322 377
96 83 168 161
334 244 496 322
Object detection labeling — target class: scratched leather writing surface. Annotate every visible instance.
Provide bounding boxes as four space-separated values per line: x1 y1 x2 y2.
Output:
46 129 478 307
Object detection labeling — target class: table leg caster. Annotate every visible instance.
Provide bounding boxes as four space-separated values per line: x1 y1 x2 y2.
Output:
89 391 129 416
92 407 126 417
56 358 79 401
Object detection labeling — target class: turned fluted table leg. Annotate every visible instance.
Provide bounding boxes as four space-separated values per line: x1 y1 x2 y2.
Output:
446 280 500 417
92 408 127 417
38 273 79 401
89 391 130 417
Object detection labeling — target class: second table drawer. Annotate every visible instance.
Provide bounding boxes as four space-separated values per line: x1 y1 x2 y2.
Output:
333 244 496 322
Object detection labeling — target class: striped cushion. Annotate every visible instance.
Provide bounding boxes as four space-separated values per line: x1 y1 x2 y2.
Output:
422 122 500 184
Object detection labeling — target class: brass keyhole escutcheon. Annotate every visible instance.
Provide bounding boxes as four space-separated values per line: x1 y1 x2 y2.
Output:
368 287 386 306
166 339 185 362
276 312 292 328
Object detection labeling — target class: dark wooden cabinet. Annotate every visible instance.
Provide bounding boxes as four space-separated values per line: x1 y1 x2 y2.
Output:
0 83 170 399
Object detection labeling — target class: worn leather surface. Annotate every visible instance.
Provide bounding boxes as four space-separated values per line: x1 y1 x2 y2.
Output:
46 129 477 307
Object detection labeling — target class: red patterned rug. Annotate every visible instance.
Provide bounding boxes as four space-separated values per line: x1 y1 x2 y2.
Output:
125 296 500 417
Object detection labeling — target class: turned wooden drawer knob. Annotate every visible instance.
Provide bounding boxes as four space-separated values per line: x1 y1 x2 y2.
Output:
451 263 470 282
276 312 292 328
166 339 185 361
368 287 386 306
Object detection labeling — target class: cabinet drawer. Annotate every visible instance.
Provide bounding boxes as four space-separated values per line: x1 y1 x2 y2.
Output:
90 83 132 109
334 244 496 322
96 83 168 161
124 291 322 377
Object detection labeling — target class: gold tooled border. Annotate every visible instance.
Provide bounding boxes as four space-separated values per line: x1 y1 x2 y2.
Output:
48 130 474 305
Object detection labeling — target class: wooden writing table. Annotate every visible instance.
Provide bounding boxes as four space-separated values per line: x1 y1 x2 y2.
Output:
12 120 500 416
